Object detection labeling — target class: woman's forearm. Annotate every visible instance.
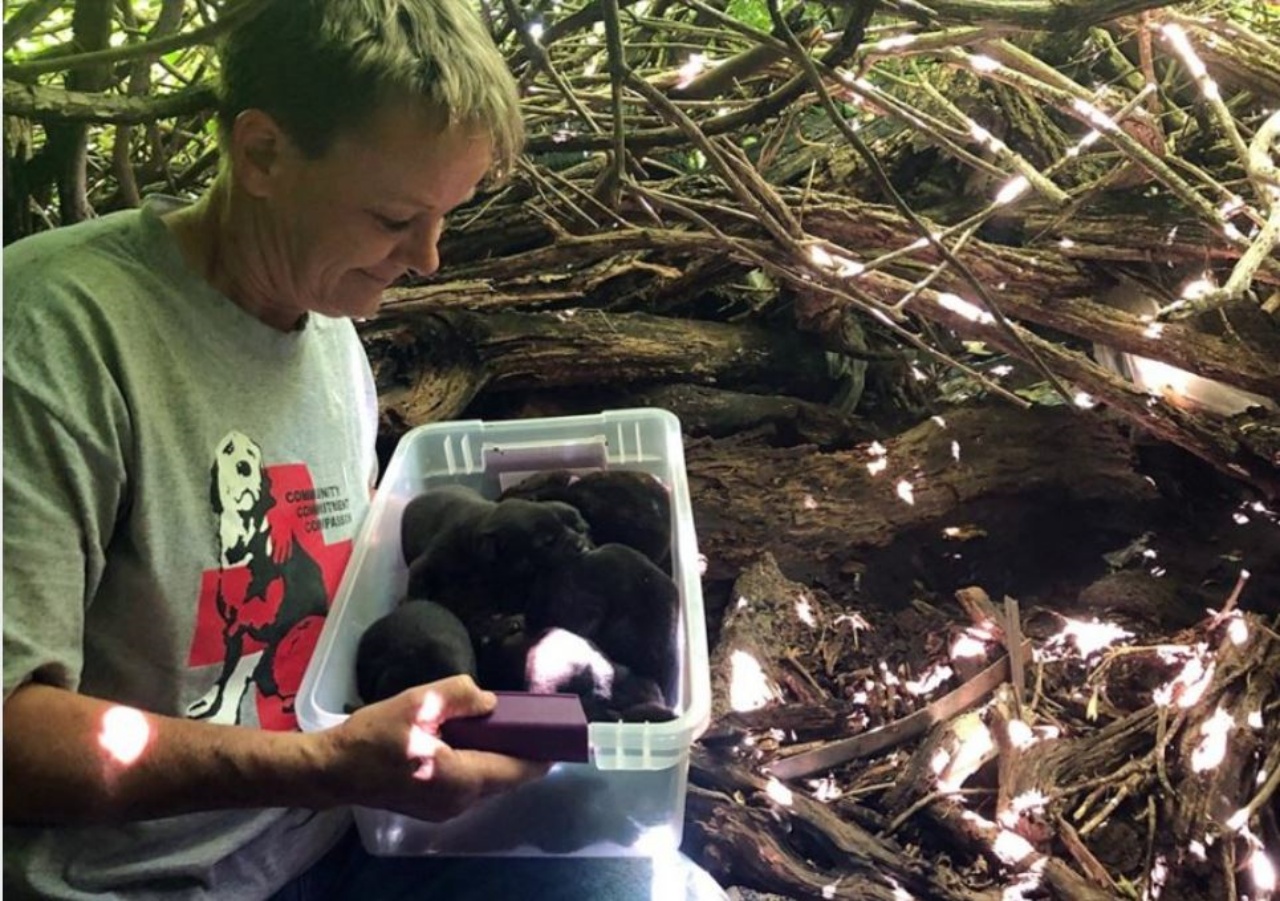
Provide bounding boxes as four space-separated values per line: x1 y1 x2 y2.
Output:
3 682 337 825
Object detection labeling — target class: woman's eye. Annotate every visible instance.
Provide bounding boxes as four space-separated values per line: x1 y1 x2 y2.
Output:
373 213 413 232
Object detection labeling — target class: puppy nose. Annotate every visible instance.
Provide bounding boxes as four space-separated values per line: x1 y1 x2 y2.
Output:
237 461 251 477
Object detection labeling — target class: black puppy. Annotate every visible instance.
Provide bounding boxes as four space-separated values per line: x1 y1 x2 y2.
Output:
473 613 530 692
401 484 591 626
529 543 679 704
501 470 672 570
355 600 477 704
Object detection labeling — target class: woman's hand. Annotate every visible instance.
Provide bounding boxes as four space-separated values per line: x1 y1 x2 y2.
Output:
315 674 550 822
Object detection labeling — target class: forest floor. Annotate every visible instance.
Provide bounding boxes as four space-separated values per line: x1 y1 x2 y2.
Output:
675 400 1279 901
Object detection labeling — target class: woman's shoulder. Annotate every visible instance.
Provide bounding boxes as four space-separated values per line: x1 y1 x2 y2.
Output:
3 206 182 338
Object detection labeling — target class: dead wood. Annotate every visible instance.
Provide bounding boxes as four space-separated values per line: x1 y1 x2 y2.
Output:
709 554 843 723
692 543 1280 899
684 401 1156 586
687 746 995 901
406 186 1280 497
622 384 876 449
2 79 215 124
429 189 1280 394
360 307 837 438
892 288 1280 498
842 0 1182 31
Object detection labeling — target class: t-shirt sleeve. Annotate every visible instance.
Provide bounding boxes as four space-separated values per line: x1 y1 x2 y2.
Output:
3 279 130 702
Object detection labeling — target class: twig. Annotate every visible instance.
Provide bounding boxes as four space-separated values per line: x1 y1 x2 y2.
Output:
632 183 1034 409
1161 110 1280 318
516 159 603 230
1142 795 1158 898
525 160 633 230
1004 597 1026 717
767 642 1030 781
598 0 629 208
3 0 65 53
836 70 1012 184
1223 839 1239 901
907 67 1070 206
625 74 802 251
1229 740 1280 829
1217 569 1252 620
973 40 1238 240
1158 22 1251 167
1023 83 1176 245
782 649 826 697
1154 704 1174 797
1057 751 1154 800
880 787 992 837
766 1 1075 405
1079 778 1137 836
5 0 265 79
499 0 603 135
1057 816 1119 890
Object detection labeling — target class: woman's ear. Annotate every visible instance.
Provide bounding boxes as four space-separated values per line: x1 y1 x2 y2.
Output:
228 108 288 199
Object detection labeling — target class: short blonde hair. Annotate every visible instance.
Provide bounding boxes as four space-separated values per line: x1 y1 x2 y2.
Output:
217 0 524 181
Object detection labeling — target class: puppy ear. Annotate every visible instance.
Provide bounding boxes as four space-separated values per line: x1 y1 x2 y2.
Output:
553 502 590 536
475 529 500 565
253 465 276 517
209 461 222 514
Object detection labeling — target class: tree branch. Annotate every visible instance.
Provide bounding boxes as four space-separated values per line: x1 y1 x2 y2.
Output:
3 79 217 124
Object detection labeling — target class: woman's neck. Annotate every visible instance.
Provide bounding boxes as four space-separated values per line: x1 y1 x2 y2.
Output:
161 179 304 332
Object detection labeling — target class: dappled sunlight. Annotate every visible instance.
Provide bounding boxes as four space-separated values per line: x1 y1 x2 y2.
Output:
994 175 1030 206
765 776 793 807
950 623 997 661
1039 615 1134 660
406 723 445 781
794 594 817 628
904 663 953 698
1153 643 1214 709
729 649 777 713
991 827 1038 867
935 292 994 325
936 714 994 794
646 846 688 901
1190 706 1234 773
406 689 451 781
675 53 707 90
1250 847 1276 899
808 775 841 803
99 706 152 767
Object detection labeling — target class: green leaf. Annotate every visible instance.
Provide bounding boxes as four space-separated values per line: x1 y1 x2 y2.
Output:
725 0 771 33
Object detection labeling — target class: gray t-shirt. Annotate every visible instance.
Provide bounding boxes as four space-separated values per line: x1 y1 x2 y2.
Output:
3 199 379 899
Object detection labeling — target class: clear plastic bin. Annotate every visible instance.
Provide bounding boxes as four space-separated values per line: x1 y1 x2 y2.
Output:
296 408 712 856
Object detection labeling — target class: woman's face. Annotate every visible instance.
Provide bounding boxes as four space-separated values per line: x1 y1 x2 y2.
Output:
243 102 494 329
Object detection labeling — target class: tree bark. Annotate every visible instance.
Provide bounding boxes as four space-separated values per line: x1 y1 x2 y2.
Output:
361 307 839 438
685 401 1156 586
44 0 114 224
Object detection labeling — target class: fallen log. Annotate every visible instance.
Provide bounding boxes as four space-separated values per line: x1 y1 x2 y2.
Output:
684 401 1157 587
687 746 996 901
389 190 1280 497
360 307 837 437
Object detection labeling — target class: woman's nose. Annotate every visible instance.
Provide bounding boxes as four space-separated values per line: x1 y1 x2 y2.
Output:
398 219 442 278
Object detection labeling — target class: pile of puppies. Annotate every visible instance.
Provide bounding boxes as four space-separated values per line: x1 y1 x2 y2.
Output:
355 470 680 723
